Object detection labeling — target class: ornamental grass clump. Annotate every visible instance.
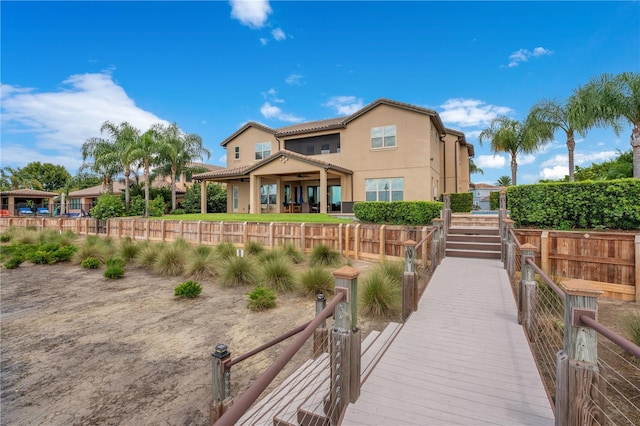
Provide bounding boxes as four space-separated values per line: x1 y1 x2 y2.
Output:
186 245 217 279
245 241 266 257
359 269 401 319
278 243 304 264
298 267 334 297
309 244 342 267
379 259 404 287
259 253 295 292
247 286 276 311
118 236 141 262
154 241 188 276
135 242 161 269
72 235 113 264
174 280 202 298
220 256 257 287
215 242 238 261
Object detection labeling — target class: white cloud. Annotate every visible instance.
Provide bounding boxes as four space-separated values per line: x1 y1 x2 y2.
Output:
539 165 569 181
574 151 617 165
519 154 536 165
218 154 227 164
229 0 271 29
439 98 513 128
1 72 168 171
475 154 506 169
272 28 286 41
285 73 304 86
323 96 364 115
506 46 553 67
260 102 303 122
260 38 268 46
464 130 482 139
261 88 284 103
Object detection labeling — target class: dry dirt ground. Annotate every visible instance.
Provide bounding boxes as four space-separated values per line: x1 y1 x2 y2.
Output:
1 260 384 426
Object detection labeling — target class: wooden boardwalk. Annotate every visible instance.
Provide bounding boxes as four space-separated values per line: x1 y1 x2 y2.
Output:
343 257 555 425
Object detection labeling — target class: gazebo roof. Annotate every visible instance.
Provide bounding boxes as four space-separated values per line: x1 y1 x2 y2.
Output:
0 189 58 197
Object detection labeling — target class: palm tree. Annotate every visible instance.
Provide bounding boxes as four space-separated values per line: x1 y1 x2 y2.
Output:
0 166 43 190
529 90 618 181
128 128 161 217
99 121 140 210
479 116 553 186
496 176 512 186
81 136 121 193
469 158 484 175
155 123 210 211
596 72 640 177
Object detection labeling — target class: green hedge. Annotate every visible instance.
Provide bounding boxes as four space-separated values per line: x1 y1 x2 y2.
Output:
489 191 501 210
353 201 443 225
508 179 640 230
449 193 473 213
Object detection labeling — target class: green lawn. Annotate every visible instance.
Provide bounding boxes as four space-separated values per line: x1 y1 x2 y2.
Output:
159 213 354 223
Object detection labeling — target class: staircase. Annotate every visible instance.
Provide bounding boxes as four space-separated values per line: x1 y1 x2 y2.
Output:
236 322 402 426
446 213 501 259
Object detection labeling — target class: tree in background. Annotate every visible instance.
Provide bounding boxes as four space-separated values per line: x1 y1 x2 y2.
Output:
574 150 633 181
127 127 162 217
495 176 512 186
81 134 121 193
154 123 210 211
1 166 43 190
479 116 554 186
469 158 484 175
99 121 141 211
182 183 227 213
19 162 72 192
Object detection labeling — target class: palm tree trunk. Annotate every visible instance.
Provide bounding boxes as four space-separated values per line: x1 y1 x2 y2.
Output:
124 169 131 211
567 133 576 182
144 163 150 217
631 125 640 178
511 155 518 186
171 165 177 211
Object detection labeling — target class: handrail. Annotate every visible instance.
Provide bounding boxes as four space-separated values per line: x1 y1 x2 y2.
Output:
227 319 314 368
508 227 523 250
580 314 640 359
215 292 345 426
415 228 435 251
526 257 566 301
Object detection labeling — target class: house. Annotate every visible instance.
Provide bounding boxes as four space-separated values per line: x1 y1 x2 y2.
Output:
469 183 503 210
193 98 474 214
0 189 58 216
66 163 223 215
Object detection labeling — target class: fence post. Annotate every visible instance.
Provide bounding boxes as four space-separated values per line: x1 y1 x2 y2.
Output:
210 343 232 424
555 279 605 426
402 239 417 321
635 235 640 303
504 220 514 279
443 193 451 232
519 244 538 341
498 187 507 233
354 223 361 260
313 294 328 358
432 219 444 263
330 266 361 423
379 225 386 261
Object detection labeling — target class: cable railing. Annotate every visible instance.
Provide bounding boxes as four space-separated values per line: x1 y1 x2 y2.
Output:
503 226 640 425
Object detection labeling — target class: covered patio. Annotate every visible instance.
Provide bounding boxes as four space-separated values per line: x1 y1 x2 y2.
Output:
0 189 58 216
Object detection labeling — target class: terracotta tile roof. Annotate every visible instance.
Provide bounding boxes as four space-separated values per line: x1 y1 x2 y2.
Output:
470 183 502 190
68 179 187 198
0 189 58 197
192 164 253 179
275 117 346 136
220 122 275 147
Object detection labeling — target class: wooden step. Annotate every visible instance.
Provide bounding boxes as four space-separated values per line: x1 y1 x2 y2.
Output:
237 354 329 426
446 248 501 259
447 234 500 243
446 241 501 251
448 226 500 236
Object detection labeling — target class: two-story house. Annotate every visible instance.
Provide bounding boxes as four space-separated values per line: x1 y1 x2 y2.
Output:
193 98 474 214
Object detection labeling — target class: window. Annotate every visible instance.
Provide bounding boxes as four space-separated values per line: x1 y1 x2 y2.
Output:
233 187 239 211
234 146 240 160
70 198 81 209
371 125 396 148
365 178 403 202
255 142 271 160
260 183 277 206
321 144 330 154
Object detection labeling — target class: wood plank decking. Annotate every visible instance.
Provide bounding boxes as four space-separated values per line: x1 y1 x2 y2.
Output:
343 257 555 425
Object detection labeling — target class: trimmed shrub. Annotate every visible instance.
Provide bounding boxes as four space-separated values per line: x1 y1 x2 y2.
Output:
489 191 502 210
221 256 257 287
298 267 334 296
260 253 295 292
359 269 401 318
247 286 277 311
81 257 101 269
354 201 442 225
171 208 186 215
174 280 202 298
90 194 125 219
106 257 126 268
309 244 342 268
446 193 473 213
104 265 125 279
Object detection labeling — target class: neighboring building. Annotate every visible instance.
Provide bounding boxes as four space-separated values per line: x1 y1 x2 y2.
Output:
0 189 58 216
194 98 474 214
470 183 503 210
67 163 223 215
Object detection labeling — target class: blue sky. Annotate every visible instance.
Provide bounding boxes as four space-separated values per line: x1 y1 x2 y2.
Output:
1 1 638 187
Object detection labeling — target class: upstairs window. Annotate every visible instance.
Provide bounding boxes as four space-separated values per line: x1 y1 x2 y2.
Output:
365 178 403 202
255 142 271 160
234 146 240 160
371 125 396 148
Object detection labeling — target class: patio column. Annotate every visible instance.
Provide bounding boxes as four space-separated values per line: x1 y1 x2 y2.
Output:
319 168 327 214
200 180 207 214
249 174 261 214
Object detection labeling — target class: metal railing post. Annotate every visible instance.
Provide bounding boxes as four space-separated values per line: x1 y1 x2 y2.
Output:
555 279 604 426
210 344 232 424
330 266 361 424
402 239 417 321
519 245 538 341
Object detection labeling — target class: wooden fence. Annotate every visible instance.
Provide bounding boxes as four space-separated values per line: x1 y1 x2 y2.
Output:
515 229 640 302
0 217 431 263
